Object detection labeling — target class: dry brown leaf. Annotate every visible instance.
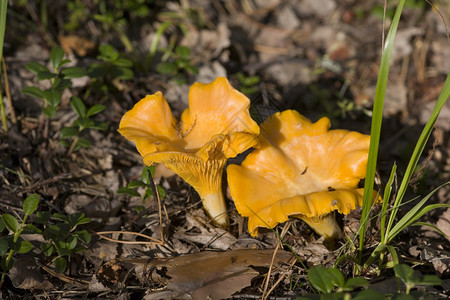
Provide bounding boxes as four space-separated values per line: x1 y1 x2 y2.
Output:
436 208 450 240
420 247 450 275
154 249 291 299
174 209 238 250
58 35 96 56
292 241 331 266
190 269 257 300
115 249 293 299
84 240 119 264
9 255 53 290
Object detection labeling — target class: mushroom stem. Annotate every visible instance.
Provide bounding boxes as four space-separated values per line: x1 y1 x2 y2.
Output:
300 213 342 240
145 152 230 228
200 192 229 227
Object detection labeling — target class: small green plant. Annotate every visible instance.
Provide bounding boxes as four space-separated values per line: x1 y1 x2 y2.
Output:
298 265 442 299
93 0 153 52
236 72 260 95
146 18 189 71
156 45 198 85
59 96 107 154
394 264 442 295
88 44 134 94
34 211 91 273
0 193 91 275
0 193 39 288
64 0 89 31
22 46 87 117
118 166 166 202
297 266 384 300
371 0 425 20
371 4 395 20
309 266 368 294
93 12 132 53
336 99 373 119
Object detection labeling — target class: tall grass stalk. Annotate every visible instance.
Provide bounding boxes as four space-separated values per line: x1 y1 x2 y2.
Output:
358 0 406 259
0 0 7 132
358 0 450 270
362 72 450 271
383 73 450 240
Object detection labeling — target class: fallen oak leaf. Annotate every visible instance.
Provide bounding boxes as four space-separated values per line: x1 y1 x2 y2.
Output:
114 249 293 299
162 249 291 298
9 255 53 290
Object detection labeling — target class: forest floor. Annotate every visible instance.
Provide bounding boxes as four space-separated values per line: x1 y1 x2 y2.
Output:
0 0 449 299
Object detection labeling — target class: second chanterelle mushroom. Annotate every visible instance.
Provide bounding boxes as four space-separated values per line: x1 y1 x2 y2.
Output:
119 77 260 227
227 110 381 240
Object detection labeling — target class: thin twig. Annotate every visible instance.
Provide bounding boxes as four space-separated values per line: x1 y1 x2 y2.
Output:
261 223 290 300
96 230 164 245
40 264 90 285
67 136 79 156
148 167 165 244
261 243 280 300
425 0 450 43
20 173 72 195
265 259 296 298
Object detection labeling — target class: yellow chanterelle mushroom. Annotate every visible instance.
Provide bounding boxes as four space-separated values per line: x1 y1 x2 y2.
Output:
119 77 260 227
227 110 381 240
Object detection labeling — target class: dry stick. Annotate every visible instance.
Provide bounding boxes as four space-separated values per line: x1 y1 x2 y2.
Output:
96 230 164 245
424 0 450 43
67 136 79 156
21 173 71 194
0 67 5 132
2 57 16 123
147 167 165 244
261 242 281 300
97 170 166 246
261 222 291 300
40 264 90 285
265 259 297 298
98 167 167 245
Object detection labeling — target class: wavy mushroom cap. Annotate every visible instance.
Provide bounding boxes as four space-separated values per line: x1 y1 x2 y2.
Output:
118 92 183 156
227 110 380 237
180 77 260 150
118 77 260 157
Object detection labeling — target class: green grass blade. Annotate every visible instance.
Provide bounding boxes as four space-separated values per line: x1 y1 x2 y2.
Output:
380 163 397 244
0 0 7 132
359 0 406 253
0 0 6 62
386 245 399 266
411 222 449 240
385 73 450 237
387 182 450 243
149 21 171 56
388 203 450 243
364 243 387 269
